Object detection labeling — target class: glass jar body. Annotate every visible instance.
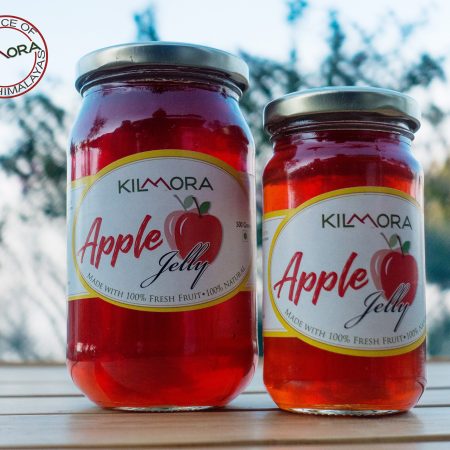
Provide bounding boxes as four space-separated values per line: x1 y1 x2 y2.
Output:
67 77 257 410
263 124 426 415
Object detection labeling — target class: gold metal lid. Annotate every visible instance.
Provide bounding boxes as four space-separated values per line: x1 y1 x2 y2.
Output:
264 86 421 134
76 42 249 93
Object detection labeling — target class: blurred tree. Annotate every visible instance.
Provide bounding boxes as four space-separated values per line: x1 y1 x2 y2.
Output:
0 1 450 359
0 93 67 360
134 5 159 42
239 4 448 249
425 159 450 288
241 3 446 161
0 94 67 218
428 304 450 355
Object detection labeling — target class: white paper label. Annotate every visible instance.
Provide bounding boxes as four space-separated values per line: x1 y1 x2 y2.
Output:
68 150 255 311
263 187 426 357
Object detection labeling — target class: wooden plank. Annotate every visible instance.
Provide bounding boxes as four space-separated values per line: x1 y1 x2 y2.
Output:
0 364 448 450
0 396 106 416
0 381 81 397
0 365 264 397
3 362 448 397
240 445 450 450
221 445 450 450
253 361 450 391
285 445 450 450
0 387 448 416
0 393 275 416
1 407 450 448
0 363 266 386
1 360 447 390
250 360 450 391
231 388 450 410
0 365 68 382
427 362 450 389
0 365 80 397
246 362 264 392
29 444 450 450
418 389 450 407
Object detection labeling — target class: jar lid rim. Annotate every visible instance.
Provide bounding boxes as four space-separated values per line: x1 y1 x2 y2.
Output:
264 87 421 134
75 42 249 92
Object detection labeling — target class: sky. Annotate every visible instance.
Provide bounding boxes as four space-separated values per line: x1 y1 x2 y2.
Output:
2 0 449 165
3 0 450 91
2 0 450 195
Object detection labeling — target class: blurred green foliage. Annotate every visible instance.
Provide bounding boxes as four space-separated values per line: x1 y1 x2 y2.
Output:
425 160 450 288
0 94 66 218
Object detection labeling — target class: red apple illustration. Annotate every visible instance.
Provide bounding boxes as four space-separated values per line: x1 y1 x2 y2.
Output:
370 233 418 305
370 248 391 292
164 195 198 251
165 209 189 251
165 195 223 263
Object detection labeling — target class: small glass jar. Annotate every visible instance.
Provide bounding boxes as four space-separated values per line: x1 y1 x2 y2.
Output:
67 43 257 410
262 87 426 415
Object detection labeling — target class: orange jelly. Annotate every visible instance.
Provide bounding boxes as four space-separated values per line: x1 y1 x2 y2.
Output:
67 43 257 410
262 87 426 415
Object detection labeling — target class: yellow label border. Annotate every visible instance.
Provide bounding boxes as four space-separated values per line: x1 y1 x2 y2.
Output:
266 186 425 357
70 149 253 312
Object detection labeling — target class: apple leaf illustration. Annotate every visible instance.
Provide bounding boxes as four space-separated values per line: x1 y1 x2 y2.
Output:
402 241 411 254
199 201 211 215
184 195 194 209
389 234 398 248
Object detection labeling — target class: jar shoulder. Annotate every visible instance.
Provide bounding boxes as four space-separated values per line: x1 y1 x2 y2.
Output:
263 135 422 185
69 84 254 176
71 85 252 147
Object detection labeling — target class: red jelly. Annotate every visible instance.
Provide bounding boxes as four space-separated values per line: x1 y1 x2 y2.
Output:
262 87 426 415
67 43 257 410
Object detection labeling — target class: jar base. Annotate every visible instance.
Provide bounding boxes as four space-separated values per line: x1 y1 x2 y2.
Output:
112 405 213 412
285 407 403 416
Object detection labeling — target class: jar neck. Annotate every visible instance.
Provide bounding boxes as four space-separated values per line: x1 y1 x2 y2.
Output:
80 67 243 100
269 115 416 140
271 122 413 151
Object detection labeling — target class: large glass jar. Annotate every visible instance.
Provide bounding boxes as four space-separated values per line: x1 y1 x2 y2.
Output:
262 87 426 415
67 43 257 410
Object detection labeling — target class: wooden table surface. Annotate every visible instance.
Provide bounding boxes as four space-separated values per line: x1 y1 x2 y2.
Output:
1 361 450 449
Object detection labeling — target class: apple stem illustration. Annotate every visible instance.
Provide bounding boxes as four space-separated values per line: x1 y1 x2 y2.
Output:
380 232 391 248
380 232 410 256
173 194 187 211
395 233 406 256
192 197 203 216
173 195 211 217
